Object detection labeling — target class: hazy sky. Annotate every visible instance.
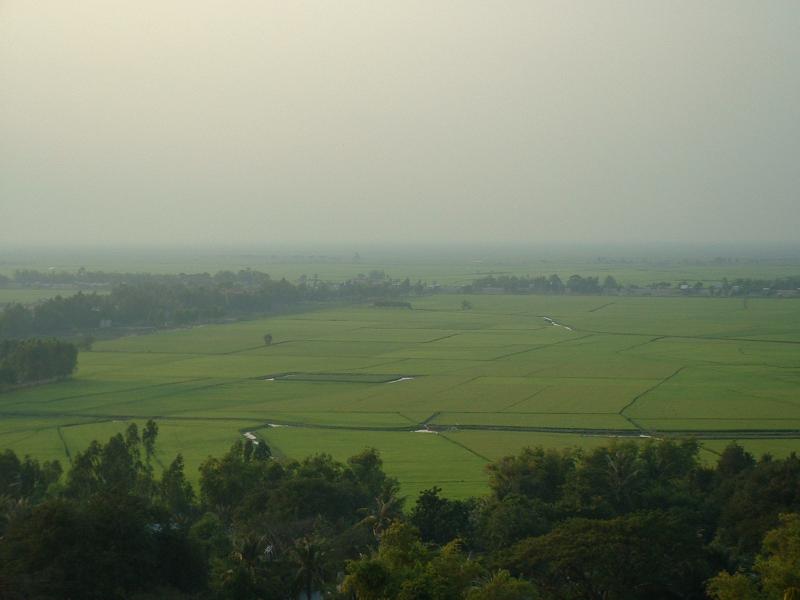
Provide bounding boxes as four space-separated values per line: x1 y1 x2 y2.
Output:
1 1 798 246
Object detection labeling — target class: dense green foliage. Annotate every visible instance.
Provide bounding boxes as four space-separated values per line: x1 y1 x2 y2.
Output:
0 339 77 387
3 433 800 599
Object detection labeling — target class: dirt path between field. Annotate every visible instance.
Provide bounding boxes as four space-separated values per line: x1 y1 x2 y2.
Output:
6 409 800 446
588 302 616 313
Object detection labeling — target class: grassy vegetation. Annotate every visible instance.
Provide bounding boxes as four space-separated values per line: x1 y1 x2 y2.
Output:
2 293 800 497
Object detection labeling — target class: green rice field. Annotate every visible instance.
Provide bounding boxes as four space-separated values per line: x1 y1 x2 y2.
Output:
2 293 800 498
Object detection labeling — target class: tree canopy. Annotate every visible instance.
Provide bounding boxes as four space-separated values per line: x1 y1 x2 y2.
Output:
2 434 800 599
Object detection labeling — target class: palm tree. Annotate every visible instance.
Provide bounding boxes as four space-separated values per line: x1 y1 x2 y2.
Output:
291 536 329 600
358 485 405 541
224 533 270 592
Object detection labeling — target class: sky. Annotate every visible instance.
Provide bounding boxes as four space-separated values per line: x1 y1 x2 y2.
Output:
1 1 798 247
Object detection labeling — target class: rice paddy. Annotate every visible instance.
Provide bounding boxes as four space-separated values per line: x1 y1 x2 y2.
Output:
2 293 800 498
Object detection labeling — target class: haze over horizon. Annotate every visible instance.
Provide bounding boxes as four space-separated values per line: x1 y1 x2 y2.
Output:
2 1 798 246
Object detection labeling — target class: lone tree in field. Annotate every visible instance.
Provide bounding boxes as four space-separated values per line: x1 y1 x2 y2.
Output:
461 300 473 311
263 333 273 346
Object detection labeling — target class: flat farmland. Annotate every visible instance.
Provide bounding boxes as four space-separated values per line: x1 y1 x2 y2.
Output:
2 294 800 498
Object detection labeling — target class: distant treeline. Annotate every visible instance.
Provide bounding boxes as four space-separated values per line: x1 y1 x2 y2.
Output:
0 269 426 338
466 273 800 296
0 339 77 387
7 268 276 287
465 273 621 294
2 432 800 598
718 275 800 295
4 267 425 291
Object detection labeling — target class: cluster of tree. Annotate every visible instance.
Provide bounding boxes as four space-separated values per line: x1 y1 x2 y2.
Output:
10 268 431 296
0 422 402 599
3 433 800 598
468 273 800 298
0 270 429 339
721 276 800 296
466 274 620 294
0 338 77 387
648 277 800 297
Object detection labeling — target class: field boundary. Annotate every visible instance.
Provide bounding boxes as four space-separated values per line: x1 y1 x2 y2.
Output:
618 366 686 420
438 433 491 462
